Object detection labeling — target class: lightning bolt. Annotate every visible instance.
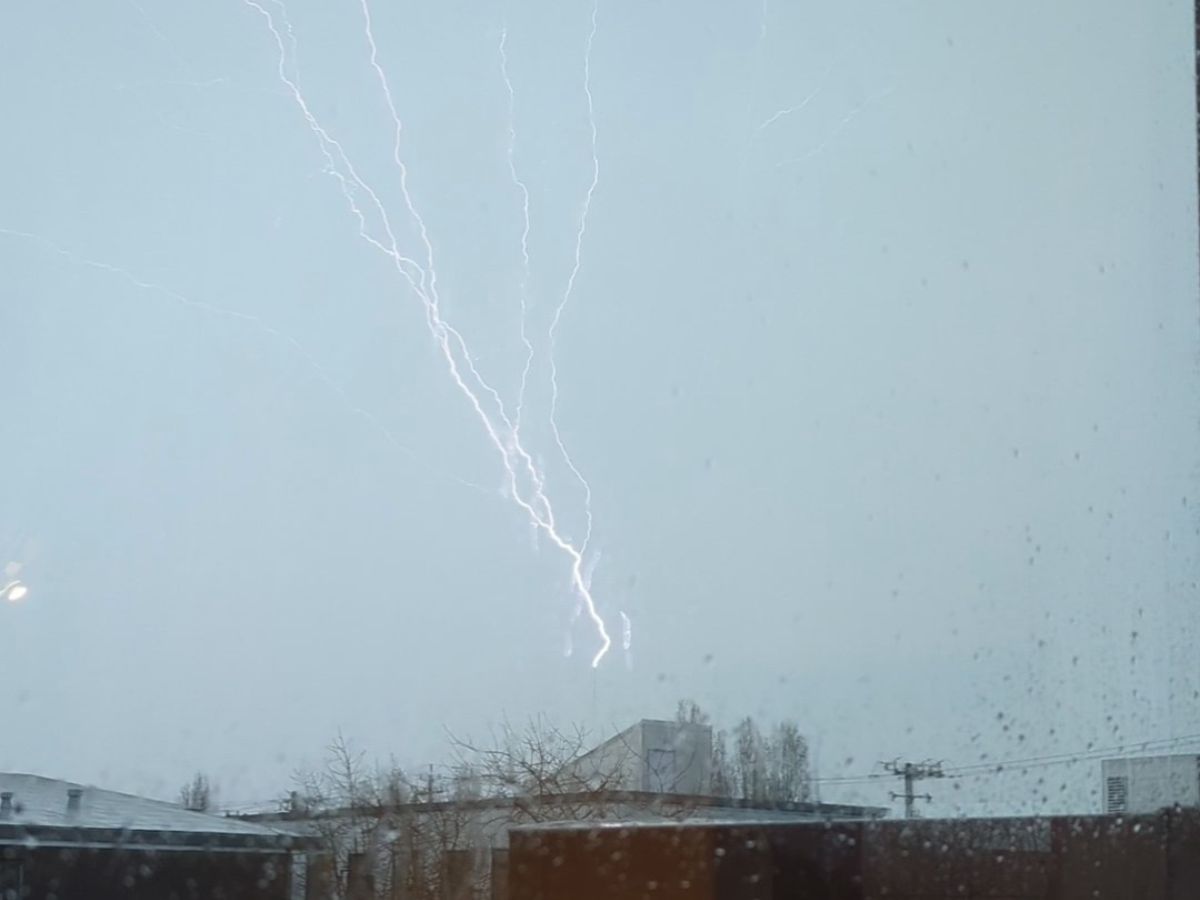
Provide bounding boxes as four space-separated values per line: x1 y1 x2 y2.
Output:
355 0 550 525
754 54 842 137
547 0 600 553
776 85 896 167
242 0 611 665
0 227 488 493
565 546 604 655
499 27 536 439
755 87 822 135
498 25 550 519
620 609 633 670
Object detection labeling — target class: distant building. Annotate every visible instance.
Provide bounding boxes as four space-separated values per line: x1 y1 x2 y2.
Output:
260 790 885 900
246 724 883 897
1102 753 1200 814
561 719 714 794
0 772 314 899
249 719 884 900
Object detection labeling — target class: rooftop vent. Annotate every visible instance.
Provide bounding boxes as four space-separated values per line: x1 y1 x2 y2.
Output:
67 788 82 812
0 792 12 817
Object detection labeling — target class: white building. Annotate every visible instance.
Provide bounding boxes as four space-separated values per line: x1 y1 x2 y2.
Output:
1102 753 1200 814
562 719 713 794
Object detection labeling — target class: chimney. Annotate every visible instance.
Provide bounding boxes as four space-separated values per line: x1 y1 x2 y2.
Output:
67 788 82 813
0 792 12 817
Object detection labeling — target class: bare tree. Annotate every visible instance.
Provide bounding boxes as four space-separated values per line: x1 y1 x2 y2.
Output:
682 701 812 804
769 720 810 802
724 716 811 804
675 698 710 726
289 734 491 900
448 715 632 822
711 729 734 797
292 716 716 900
178 772 214 812
287 734 411 900
734 717 767 801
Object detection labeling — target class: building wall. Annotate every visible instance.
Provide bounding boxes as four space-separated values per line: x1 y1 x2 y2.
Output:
509 811 1200 900
638 721 712 794
0 846 294 900
278 792 881 900
565 721 712 795
1103 754 1200 813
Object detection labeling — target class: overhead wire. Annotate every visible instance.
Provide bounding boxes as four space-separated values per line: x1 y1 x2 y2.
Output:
812 731 1200 787
212 733 1200 810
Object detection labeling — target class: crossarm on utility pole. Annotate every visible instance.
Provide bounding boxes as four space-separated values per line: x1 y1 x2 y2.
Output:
881 760 944 818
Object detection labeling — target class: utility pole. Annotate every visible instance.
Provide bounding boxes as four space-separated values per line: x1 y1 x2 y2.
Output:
881 759 944 818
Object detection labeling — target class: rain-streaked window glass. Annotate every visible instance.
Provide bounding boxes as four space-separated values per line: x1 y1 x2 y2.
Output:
1 0 1196 897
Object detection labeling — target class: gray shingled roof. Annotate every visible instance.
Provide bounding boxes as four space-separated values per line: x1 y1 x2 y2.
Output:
0 773 292 839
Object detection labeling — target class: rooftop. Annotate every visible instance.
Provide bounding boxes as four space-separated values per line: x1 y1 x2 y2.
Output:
250 789 885 823
0 773 310 851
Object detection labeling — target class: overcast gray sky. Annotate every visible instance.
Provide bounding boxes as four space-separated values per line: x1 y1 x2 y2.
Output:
1 0 1196 817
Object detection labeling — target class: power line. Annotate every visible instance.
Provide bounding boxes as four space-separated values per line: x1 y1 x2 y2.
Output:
214 732 1200 812
809 731 1200 788
942 732 1200 779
